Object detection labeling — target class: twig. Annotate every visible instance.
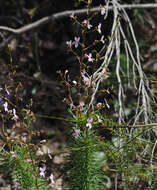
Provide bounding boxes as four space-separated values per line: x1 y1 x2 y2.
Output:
1 4 157 49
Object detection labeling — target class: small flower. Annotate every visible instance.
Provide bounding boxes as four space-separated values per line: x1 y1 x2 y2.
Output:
48 148 52 159
36 148 44 156
87 23 92 29
73 129 80 139
13 182 20 190
65 70 68 74
98 118 102 123
40 165 46 178
100 35 105 43
78 102 84 112
72 80 77 85
56 70 61 74
25 159 32 163
3 101 8 112
97 116 102 123
86 118 93 129
72 37 80 48
10 151 16 160
85 53 94 62
97 23 102 34
70 102 74 109
12 108 19 121
66 40 72 48
96 102 102 108
49 173 55 184
101 7 106 15
82 20 92 29
81 72 91 87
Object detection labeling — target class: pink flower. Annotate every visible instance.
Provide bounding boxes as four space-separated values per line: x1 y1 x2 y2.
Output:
70 102 74 109
81 72 91 87
86 118 93 129
10 151 16 160
49 173 55 184
73 129 80 138
13 182 20 190
82 20 92 29
40 166 46 178
78 102 84 112
97 23 102 34
85 53 94 62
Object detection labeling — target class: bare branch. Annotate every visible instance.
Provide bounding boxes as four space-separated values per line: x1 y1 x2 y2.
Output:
1 4 157 34
0 3 157 50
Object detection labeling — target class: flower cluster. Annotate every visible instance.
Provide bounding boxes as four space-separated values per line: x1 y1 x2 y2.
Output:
0 86 19 121
82 19 92 29
39 165 55 184
81 72 91 87
85 53 94 62
66 36 80 48
78 102 85 112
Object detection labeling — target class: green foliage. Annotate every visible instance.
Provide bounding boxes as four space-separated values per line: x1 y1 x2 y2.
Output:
0 144 51 190
65 133 105 190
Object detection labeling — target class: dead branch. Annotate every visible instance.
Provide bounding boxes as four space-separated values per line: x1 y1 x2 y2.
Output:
0 3 157 50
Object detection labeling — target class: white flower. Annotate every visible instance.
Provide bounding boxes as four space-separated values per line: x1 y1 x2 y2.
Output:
3 102 8 112
100 35 105 43
12 109 19 121
104 99 110 109
86 118 93 129
48 148 52 159
66 40 72 48
49 173 55 184
101 7 106 15
82 20 92 29
73 129 80 139
40 166 46 178
97 23 102 34
72 80 77 85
